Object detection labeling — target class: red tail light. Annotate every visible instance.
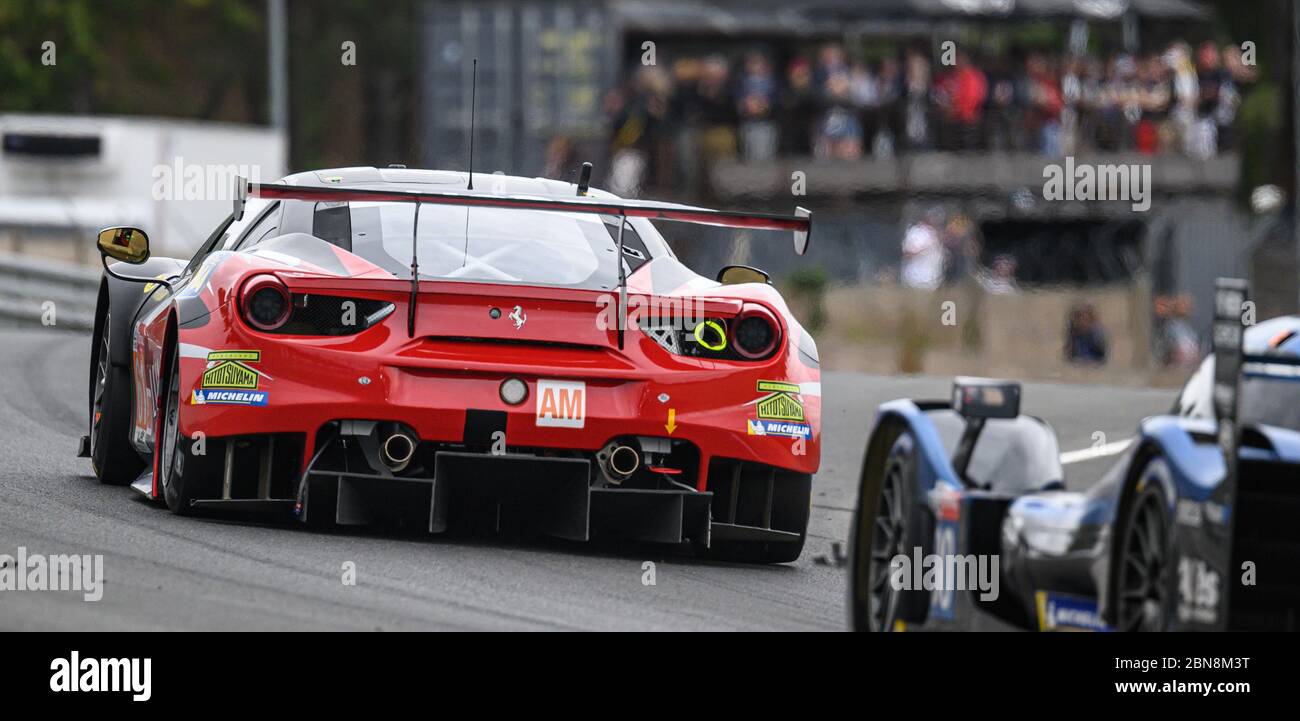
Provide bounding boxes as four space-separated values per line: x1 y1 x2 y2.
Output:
239 275 292 331
731 303 781 359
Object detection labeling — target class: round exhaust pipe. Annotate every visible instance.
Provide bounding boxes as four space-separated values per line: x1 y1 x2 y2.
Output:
381 432 417 472
608 444 640 478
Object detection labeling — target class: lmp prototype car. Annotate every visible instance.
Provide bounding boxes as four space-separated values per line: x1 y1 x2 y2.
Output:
848 279 1299 629
82 166 819 563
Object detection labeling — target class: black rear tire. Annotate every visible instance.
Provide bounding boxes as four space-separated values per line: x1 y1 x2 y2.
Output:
707 473 811 564
90 308 146 485
158 342 197 515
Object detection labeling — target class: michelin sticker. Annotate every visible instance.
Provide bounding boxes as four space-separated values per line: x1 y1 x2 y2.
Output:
746 419 811 439
1035 591 1111 632
193 350 267 405
747 380 810 438
192 389 268 406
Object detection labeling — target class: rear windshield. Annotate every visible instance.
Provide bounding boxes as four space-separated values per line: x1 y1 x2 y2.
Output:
310 201 646 291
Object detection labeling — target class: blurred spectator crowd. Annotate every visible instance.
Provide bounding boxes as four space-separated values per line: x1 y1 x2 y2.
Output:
898 206 1012 293
897 205 1203 369
603 39 1258 194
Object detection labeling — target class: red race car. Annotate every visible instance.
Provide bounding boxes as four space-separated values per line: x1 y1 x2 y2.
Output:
81 166 819 563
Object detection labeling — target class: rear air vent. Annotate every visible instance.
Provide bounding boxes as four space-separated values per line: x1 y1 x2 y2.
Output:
707 458 805 533
270 295 393 336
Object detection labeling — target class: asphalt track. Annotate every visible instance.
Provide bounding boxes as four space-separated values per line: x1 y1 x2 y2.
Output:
0 328 1176 631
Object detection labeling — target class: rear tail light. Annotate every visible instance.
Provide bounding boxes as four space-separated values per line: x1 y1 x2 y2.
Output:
240 275 292 331
731 304 781 359
641 303 782 361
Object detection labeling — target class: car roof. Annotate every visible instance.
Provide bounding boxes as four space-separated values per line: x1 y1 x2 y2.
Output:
278 166 611 200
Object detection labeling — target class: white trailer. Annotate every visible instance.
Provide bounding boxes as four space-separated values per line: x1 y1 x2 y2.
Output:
0 114 286 264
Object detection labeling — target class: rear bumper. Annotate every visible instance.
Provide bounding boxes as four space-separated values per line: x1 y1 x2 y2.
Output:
176 333 822 489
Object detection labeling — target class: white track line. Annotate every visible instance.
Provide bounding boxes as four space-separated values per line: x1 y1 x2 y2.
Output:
1059 438 1133 465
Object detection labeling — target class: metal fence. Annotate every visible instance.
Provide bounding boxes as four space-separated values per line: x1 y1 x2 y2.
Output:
0 252 98 331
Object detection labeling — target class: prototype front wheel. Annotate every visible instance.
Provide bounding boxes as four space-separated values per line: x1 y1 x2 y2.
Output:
1110 458 1174 632
849 427 932 631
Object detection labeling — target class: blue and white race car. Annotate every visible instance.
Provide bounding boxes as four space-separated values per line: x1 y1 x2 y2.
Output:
848 278 1299 632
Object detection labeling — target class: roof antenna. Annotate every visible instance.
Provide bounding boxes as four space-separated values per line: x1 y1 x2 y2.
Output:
466 58 477 190
576 161 592 196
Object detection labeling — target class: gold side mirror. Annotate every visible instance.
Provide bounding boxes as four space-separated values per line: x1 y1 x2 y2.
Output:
717 265 771 285
97 227 150 264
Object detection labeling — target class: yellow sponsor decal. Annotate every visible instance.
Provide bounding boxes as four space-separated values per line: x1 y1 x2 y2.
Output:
207 350 261 362
202 350 262 389
756 380 800 394
755 380 804 422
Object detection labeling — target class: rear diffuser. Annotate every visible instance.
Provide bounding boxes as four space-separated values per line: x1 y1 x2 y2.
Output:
300 448 713 545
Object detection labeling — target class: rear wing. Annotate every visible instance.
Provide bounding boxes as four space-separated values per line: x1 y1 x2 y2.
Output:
234 178 811 343
236 180 812 255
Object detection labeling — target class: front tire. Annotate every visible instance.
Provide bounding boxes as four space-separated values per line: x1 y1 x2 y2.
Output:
90 308 146 484
849 428 932 631
1110 458 1174 632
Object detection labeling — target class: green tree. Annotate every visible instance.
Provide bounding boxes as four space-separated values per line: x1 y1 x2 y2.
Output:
0 0 262 119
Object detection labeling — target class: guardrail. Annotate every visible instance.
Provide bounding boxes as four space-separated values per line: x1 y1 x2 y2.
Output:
0 252 99 331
